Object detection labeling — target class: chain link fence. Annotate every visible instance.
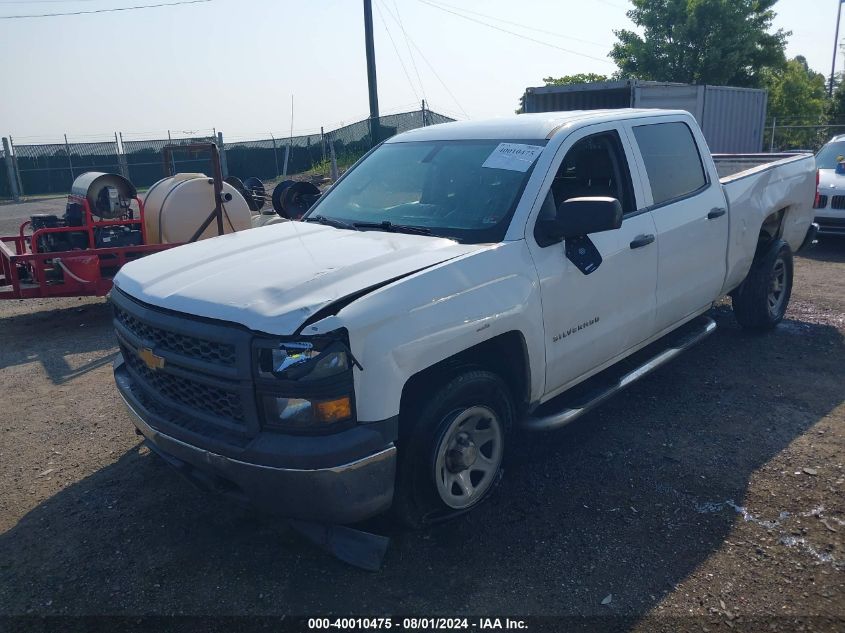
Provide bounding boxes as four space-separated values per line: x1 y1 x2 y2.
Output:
762 120 845 153
1 108 454 200
121 136 218 188
10 140 122 196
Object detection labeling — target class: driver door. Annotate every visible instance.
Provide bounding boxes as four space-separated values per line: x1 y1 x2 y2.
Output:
528 125 659 398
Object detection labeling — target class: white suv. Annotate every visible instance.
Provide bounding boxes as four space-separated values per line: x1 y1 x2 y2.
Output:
814 135 845 235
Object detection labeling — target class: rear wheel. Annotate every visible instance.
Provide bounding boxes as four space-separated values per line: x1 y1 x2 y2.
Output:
732 239 793 330
393 370 513 529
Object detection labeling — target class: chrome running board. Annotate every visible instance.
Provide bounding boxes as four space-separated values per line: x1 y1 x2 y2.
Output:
523 315 717 431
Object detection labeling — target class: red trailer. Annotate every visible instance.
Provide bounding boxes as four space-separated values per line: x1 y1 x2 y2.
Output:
0 173 177 299
0 143 230 300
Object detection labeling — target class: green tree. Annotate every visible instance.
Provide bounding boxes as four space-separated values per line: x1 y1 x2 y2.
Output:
517 74 612 112
829 71 845 123
764 56 828 150
610 0 789 87
541 73 610 86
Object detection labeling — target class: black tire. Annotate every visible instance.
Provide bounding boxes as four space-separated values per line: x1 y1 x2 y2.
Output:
271 180 296 217
243 177 266 212
731 239 793 331
393 370 514 529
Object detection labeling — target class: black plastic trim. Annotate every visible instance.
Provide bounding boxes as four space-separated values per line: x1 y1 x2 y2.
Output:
115 357 397 470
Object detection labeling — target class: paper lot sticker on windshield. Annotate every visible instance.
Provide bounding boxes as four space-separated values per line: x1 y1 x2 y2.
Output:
482 143 544 172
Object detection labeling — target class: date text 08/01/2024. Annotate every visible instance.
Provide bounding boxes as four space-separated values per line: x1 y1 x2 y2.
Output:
306 617 528 630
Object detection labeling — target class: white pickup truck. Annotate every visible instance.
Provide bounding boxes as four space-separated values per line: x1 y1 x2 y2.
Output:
111 109 817 528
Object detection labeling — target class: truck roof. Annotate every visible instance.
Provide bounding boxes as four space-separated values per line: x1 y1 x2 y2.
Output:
387 108 690 142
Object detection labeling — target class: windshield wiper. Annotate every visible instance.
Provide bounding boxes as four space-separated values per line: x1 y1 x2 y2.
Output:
352 221 432 236
304 215 359 231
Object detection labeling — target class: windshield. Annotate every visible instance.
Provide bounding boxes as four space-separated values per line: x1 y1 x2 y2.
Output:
815 141 845 169
306 139 546 243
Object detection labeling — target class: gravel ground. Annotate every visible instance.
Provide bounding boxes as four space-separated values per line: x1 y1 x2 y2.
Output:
0 200 843 629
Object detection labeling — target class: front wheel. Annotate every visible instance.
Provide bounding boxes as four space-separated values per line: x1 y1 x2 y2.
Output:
731 239 793 330
393 370 513 529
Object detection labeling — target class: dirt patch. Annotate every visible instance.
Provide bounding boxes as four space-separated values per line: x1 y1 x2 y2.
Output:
0 214 843 623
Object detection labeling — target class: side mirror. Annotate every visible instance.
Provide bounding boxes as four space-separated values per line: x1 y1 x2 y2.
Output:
536 197 623 246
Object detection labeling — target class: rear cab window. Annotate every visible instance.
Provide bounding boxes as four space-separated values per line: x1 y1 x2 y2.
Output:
632 121 708 206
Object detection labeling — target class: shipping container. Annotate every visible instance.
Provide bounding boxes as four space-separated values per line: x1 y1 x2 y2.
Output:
521 80 768 153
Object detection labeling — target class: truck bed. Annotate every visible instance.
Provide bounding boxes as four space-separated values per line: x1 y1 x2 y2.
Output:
712 153 813 181
714 153 817 295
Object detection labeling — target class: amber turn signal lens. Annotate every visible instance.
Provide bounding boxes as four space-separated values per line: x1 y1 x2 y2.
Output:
315 397 352 422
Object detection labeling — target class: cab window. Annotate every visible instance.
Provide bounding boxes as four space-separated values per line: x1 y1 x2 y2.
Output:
633 121 707 206
538 130 636 224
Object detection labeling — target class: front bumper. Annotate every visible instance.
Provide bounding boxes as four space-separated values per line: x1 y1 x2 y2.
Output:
814 216 845 236
115 359 397 524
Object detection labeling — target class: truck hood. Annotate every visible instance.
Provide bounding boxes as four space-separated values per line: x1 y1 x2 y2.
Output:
113 221 482 334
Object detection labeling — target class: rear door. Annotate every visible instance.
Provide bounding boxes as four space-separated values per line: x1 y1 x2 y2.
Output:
527 124 659 397
626 118 728 332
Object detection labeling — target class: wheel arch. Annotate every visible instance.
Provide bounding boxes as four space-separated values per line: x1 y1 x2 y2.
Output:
755 207 787 257
398 330 531 428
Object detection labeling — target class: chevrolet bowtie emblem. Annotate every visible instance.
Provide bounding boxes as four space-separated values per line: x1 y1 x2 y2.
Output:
138 347 165 370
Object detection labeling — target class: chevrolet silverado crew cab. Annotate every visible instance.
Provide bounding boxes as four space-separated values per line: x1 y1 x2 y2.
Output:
111 109 817 528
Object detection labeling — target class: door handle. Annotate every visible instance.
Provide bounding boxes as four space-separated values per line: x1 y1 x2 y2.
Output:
707 207 727 219
629 234 655 249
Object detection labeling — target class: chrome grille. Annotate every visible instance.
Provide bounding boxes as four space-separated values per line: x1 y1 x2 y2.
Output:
831 195 845 210
815 194 828 209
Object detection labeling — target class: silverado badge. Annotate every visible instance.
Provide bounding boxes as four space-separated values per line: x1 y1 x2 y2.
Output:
138 347 165 370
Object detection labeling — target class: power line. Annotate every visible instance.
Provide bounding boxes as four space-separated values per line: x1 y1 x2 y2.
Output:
378 0 469 119
392 0 427 102
594 0 629 10
0 0 211 19
423 0 610 49
417 0 615 65
0 1 100 4
0 1 99 4
374 1 420 102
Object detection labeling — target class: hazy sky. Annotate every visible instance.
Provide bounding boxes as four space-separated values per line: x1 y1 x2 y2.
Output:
0 0 839 143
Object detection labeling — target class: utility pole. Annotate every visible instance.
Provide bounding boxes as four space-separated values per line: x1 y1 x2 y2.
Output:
830 0 843 97
167 130 176 174
64 134 75 181
770 118 776 153
283 94 293 176
217 131 228 178
115 132 129 179
270 133 280 178
2 137 21 201
363 0 380 146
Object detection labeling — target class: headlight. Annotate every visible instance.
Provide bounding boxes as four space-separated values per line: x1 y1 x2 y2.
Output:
254 331 358 432
264 341 350 381
262 395 353 429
